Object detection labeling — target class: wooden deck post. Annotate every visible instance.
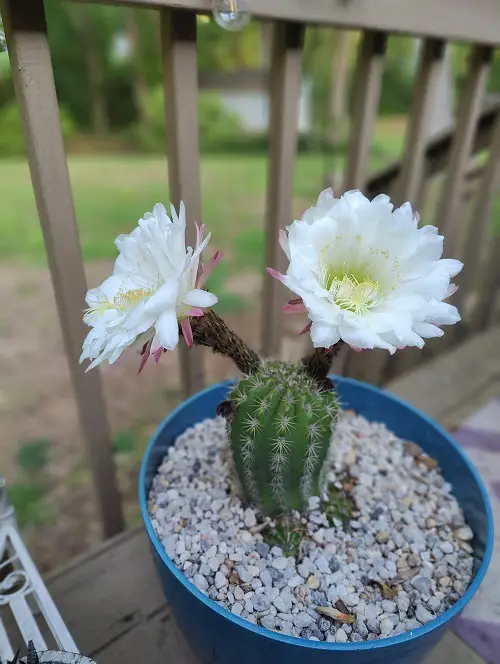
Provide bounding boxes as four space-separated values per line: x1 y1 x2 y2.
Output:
160 8 205 396
1 0 124 538
343 30 387 192
261 21 305 358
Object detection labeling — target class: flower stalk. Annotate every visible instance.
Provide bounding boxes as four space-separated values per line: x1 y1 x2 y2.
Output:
301 343 343 391
186 309 261 376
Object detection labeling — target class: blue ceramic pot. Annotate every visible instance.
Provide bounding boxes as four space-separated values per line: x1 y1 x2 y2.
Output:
139 377 493 664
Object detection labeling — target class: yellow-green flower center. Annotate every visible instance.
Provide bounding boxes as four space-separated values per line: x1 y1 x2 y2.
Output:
329 273 382 315
321 253 383 315
114 287 155 309
86 286 156 318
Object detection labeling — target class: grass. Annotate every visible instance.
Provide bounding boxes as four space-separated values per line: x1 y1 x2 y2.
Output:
8 482 51 528
17 438 52 473
0 123 405 265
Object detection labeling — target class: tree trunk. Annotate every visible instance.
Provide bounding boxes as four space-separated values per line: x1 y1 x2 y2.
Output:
126 9 151 128
80 8 109 135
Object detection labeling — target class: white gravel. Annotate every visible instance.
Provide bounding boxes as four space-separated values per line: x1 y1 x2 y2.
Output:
148 411 475 642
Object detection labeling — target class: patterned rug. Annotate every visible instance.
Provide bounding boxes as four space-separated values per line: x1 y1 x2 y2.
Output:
451 398 500 664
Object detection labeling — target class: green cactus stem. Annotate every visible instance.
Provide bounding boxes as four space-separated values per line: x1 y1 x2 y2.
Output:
228 361 339 516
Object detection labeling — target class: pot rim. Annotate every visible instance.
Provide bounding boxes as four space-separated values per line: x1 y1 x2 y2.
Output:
139 376 494 652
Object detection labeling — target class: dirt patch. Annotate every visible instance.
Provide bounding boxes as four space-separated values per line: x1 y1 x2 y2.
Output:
0 261 308 572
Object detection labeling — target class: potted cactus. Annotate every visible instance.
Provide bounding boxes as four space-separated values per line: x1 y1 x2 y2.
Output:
81 189 493 664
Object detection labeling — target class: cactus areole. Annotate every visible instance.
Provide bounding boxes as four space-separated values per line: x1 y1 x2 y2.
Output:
228 361 339 516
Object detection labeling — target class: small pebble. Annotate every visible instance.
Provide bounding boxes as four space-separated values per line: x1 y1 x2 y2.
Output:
376 531 389 544
252 594 271 612
260 615 276 630
244 509 257 529
193 574 208 592
294 613 314 628
456 526 473 541
272 557 288 571
415 605 434 624
335 628 348 643
307 575 320 589
412 576 431 595
232 602 243 616
380 618 394 636
215 572 227 589
439 541 454 554
381 600 396 613
364 604 383 620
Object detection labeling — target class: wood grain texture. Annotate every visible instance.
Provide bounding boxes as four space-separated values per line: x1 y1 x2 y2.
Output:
1 0 124 538
75 0 500 46
456 112 500 319
161 8 205 396
365 98 500 200
395 39 446 206
261 21 304 357
470 234 500 332
343 31 387 192
437 46 492 257
382 39 447 382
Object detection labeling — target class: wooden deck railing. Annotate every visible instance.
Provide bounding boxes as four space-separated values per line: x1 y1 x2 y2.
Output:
2 0 500 538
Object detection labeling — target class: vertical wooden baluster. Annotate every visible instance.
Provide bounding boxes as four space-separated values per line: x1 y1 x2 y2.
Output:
341 30 386 380
343 30 387 192
382 38 447 382
394 38 446 205
458 111 500 330
438 45 493 257
471 234 500 331
160 8 205 396
1 0 124 537
261 21 305 358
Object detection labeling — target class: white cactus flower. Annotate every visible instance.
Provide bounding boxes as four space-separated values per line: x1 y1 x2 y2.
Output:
269 189 462 353
80 202 220 371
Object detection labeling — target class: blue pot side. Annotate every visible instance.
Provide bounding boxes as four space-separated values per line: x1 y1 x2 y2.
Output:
140 377 494 664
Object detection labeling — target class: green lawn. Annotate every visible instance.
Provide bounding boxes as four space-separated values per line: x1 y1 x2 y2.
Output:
0 138 404 265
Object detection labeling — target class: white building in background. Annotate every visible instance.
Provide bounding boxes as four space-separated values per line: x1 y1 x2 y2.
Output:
199 70 313 133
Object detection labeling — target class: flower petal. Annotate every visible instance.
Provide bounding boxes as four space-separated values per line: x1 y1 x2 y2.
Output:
266 267 285 282
439 258 463 278
183 289 218 308
188 307 204 317
181 317 194 348
196 250 222 289
144 281 179 314
310 321 341 348
155 310 179 350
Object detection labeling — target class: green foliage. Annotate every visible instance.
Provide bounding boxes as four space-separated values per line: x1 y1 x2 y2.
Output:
214 292 248 315
228 361 339 516
17 438 52 474
205 263 248 315
324 482 356 527
264 520 307 558
8 482 49 528
378 36 416 115
0 16 5 53
233 228 264 270
196 16 263 73
133 87 244 153
0 101 74 157
113 430 137 455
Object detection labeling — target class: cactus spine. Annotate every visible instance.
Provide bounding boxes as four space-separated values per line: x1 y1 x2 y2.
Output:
228 361 339 516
